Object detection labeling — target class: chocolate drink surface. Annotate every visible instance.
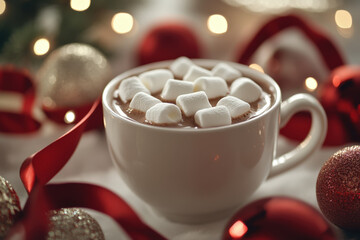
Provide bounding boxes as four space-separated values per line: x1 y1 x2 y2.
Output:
112 58 274 128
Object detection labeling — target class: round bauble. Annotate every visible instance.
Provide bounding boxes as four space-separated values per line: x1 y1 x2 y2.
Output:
0 176 21 239
37 43 110 110
136 23 201 65
47 208 104 240
223 197 335 240
316 145 360 231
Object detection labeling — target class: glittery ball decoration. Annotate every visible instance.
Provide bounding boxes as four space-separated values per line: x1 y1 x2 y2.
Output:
318 66 360 144
316 145 360 231
47 208 104 240
0 176 21 239
37 43 110 109
222 197 336 240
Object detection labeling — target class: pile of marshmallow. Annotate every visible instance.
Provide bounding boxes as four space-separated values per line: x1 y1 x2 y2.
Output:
117 57 264 128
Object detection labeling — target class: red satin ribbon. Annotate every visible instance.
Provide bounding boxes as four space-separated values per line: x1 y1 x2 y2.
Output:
0 66 101 133
17 97 166 239
236 14 351 146
20 99 102 193
237 14 345 71
14 183 167 240
0 66 40 133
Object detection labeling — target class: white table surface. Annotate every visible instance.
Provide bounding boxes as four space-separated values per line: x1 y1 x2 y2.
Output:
1 121 359 240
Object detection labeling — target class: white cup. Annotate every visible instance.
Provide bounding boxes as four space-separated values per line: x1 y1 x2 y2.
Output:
102 60 327 223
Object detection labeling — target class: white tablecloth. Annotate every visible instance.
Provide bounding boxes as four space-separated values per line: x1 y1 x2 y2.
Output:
1 122 358 240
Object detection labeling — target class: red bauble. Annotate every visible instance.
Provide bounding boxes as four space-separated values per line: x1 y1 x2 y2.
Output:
136 23 201 66
316 145 360 231
281 65 360 146
319 65 360 143
223 197 335 240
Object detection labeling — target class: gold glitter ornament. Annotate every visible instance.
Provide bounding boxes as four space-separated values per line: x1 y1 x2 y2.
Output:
37 43 110 109
47 208 104 240
316 145 360 231
0 176 21 239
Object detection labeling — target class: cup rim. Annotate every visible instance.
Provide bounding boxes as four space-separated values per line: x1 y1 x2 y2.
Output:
102 59 281 133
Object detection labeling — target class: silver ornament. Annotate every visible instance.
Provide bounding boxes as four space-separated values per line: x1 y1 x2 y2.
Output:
47 208 105 240
37 43 110 109
0 176 21 239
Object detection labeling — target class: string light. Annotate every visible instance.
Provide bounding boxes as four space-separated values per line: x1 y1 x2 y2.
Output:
0 0 5 15
70 0 91 12
33 38 50 56
207 14 228 34
111 12 134 34
64 110 76 124
249 63 264 73
335 10 352 29
305 77 318 91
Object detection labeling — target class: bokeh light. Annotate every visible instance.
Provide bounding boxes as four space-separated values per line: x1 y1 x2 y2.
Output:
33 38 50 56
111 12 134 34
70 0 91 12
207 14 228 34
249 63 264 73
229 220 248 238
0 0 5 15
335 10 352 29
64 110 76 124
305 77 318 91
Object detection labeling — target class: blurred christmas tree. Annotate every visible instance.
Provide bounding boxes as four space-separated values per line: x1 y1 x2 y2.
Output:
0 0 141 67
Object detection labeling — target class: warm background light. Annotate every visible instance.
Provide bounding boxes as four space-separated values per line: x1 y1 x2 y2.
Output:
249 63 264 73
64 110 76 124
33 38 50 56
0 0 6 15
70 0 91 12
207 14 228 34
305 77 318 91
335 10 352 29
111 12 134 34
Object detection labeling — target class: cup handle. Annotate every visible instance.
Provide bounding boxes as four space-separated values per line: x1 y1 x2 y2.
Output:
269 93 327 177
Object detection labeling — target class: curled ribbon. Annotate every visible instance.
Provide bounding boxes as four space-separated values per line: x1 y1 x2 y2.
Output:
0 66 40 133
12 98 166 240
236 14 351 145
237 14 345 71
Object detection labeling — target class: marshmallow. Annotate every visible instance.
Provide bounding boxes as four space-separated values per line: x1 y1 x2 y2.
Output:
118 77 150 103
212 62 242 83
183 65 212 82
195 106 231 128
139 69 173 94
194 76 228 99
161 79 194 101
129 92 162 112
176 91 211 117
169 57 194 78
230 77 262 103
145 103 182 124
217 96 250 118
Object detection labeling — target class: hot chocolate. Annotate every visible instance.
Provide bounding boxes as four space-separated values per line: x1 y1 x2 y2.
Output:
112 57 274 128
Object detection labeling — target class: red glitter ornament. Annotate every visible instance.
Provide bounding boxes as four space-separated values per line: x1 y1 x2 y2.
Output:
223 197 335 240
136 23 201 65
319 66 360 143
316 145 360 231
